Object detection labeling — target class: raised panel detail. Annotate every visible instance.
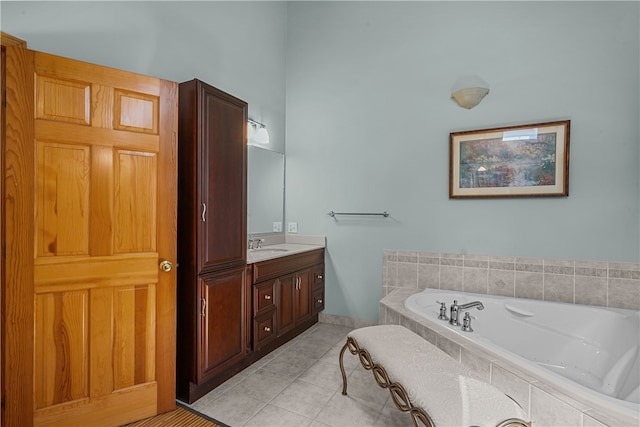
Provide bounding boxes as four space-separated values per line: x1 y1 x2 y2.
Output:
199 269 246 383
35 291 89 408
37 142 90 257
113 285 156 390
36 75 90 125
114 151 157 253
114 89 159 134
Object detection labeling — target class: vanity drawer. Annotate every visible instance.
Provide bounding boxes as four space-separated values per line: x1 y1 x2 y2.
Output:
254 310 276 350
312 287 325 314
254 280 275 315
311 264 324 292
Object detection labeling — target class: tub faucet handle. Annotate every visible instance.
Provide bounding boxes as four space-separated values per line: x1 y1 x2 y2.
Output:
449 300 460 326
438 302 448 321
461 312 473 332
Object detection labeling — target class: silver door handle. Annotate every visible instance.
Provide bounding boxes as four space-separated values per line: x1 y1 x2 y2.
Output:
202 203 207 222
201 298 207 317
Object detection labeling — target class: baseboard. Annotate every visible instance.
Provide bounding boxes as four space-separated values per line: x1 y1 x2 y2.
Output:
318 312 377 329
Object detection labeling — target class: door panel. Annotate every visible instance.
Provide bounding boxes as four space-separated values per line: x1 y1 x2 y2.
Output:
34 290 89 409
4 47 177 426
114 150 157 253
35 75 91 125
36 142 90 257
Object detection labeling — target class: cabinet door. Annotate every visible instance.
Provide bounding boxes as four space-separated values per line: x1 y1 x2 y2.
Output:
198 267 246 383
197 81 247 273
276 275 295 337
295 270 312 324
276 270 313 337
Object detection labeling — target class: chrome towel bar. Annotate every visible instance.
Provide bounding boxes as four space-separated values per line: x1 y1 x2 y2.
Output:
328 211 389 218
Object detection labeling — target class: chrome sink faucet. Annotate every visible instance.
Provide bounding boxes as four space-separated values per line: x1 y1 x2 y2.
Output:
449 300 484 326
247 238 264 250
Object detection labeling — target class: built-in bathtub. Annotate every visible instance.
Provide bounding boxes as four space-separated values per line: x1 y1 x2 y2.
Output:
380 288 640 427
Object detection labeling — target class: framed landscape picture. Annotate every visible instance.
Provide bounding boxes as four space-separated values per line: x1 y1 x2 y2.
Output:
449 120 570 198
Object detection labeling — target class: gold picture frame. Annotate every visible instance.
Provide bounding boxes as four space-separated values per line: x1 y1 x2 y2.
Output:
449 120 570 198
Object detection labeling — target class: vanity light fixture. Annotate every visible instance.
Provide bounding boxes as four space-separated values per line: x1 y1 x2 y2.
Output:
450 75 490 109
248 118 270 145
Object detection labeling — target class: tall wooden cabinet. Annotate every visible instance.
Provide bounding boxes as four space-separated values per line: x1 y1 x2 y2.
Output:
176 79 249 403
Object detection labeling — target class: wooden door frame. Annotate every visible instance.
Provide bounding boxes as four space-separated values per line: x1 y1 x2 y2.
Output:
156 79 178 414
3 42 35 427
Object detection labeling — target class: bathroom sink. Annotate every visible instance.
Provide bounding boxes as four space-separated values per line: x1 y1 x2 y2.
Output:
250 248 289 254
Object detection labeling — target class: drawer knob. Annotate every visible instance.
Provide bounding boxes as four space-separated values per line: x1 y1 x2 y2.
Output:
317 299 323 304
264 295 271 300
263 326 271 332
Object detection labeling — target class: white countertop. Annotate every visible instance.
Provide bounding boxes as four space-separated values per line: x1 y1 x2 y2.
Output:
246 234 325 264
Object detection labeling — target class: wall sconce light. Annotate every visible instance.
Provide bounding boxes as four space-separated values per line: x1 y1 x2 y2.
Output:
248 119 270 145
450 75 490 109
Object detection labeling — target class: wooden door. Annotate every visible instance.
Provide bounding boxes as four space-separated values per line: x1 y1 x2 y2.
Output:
198 267 247 383
3 47 177 427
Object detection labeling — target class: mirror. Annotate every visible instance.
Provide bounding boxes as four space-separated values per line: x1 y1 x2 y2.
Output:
247 146 285 234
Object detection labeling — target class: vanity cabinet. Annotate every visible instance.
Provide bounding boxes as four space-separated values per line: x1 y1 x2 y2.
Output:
176 78 249 403
251 249 325 351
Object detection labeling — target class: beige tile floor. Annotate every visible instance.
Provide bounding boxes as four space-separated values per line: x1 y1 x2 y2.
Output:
186 323 413 427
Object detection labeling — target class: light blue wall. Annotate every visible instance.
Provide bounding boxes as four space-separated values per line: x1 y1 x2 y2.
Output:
1 1 288 153
285 2 640 321
2 1 639 322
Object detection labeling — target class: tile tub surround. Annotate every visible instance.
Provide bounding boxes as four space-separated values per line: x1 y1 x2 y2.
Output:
383 250 640 310
380 288 640 427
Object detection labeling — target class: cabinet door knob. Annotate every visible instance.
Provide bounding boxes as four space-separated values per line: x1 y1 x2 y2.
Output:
317 275 323 279
317 299 323 304
263 326 271 332
264 294 271 300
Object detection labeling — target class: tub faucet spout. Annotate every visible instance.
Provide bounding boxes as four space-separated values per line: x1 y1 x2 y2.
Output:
450 301 483 326
458 301 484 311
